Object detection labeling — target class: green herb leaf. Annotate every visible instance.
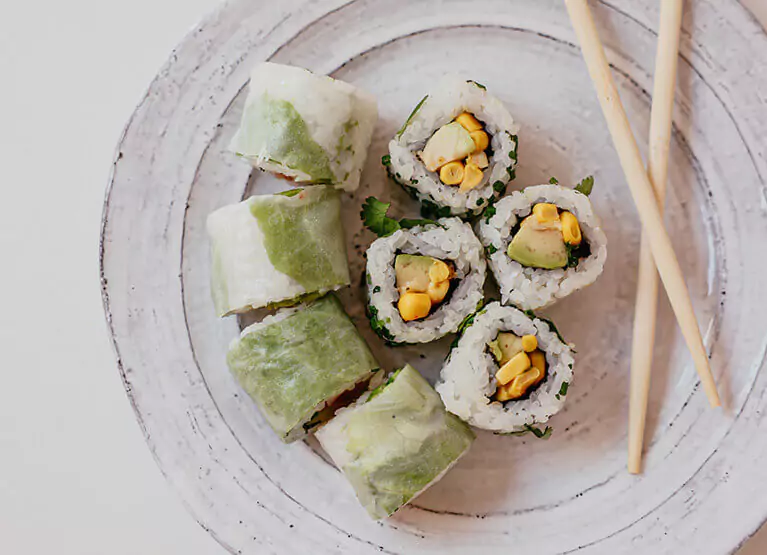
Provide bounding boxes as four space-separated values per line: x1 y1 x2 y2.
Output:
493 181 507 194
525 309 567 345
483 203 497 223
549 177 559 185
485 244 498 256
419 199 453 220
361 197 401 237
565 240 591 269
400 218 442 230
397 95 429 137
367 304 397 343
381 154 392 166
575 175 595 196
468 80 487 90
558 382 569 397
508 424 553 439
366 368 402 402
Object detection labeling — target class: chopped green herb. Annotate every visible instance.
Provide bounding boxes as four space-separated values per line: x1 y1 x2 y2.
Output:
372 286 381 294
420 199 452 220
524 309 567 345
549 177 559 185
468 80 487 90
558 382 569 397
493 181 507 194
400 218 442 230
361 197 401 237
483 203 497 223
509 424 553 439
367 304 396 343
507 168 516 181
476 198 485 206
575 175 595 196
381 154 392 166
565 240 591 268
397 95 429 137
485 244 498 256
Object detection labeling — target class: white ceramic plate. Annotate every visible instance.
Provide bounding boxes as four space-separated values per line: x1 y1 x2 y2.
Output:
100 0 767 553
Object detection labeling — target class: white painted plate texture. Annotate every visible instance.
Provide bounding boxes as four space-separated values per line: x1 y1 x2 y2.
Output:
100 0 767 553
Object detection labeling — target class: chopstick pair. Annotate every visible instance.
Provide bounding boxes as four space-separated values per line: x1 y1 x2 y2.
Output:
564 0 720 474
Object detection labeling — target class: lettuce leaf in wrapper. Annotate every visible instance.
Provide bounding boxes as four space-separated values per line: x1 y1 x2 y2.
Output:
227 295 380 443
317 365 475 519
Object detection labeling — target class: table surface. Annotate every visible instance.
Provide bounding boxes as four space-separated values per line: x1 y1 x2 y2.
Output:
1 1 765 553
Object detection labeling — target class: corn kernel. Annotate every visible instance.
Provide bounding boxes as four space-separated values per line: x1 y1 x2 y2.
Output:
529 350 547 373
533 203 559 224
507 366 544 398
467 151 489 169
494 382 517 402
439 161 464 185
521 334 538 352
495 351 531 385
429 259 451 283
470 130 490 152
455 112 483 132
561 211 582 245
459 162 484 192
397 292 432 322
427 280 450 304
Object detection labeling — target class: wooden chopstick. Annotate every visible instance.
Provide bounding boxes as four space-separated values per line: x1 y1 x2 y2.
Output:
564 0 720 408
628 0 685 475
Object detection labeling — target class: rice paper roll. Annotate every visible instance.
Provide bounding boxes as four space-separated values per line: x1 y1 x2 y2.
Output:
316 365 475 519
387 77 519 217
230 62 378 192
365 217 486 344
227 295 382 443
436 302 575 434
207 187 350 316
477 183 607 310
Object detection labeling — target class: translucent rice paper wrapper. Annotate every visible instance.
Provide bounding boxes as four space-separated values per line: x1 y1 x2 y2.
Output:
229 62 378 192
207 187 350 317
316 365 475 519
227 295 381 443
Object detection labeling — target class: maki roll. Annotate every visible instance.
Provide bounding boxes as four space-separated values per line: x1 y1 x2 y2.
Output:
362 200 486 344
207 187 350 316
230 62 378 192
386 77 519 217
316 364 475 519
436 302 574 435
227 295 382 443
477 181 607 310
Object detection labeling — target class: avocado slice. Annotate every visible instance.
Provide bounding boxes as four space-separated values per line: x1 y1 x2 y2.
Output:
507 223 568 269
395 254 434 293
488 332 524 365
420 122 476 172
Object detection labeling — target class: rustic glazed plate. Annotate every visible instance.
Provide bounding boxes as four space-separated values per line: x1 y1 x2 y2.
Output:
100 0 767 553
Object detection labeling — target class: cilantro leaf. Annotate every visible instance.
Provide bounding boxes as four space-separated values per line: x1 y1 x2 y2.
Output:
549 177 559 184
381 154 392 166
468 80 487 90
575 175 595 196
558 382 569 397
361 197 401 236
400 218 441 229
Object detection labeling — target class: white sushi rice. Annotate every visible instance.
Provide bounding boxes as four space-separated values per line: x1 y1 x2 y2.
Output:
230 63 378 191
366 218 486 344
436 302 575 433
388 77 519 216
477 184 607 310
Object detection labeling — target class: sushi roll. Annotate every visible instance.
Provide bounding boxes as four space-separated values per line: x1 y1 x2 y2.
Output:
227 295 382 443
436 302 574 435
386 77 519 217
477 181 607 310
316 364 475 519
207 187 350 317
362 199 486 344
229 62 378 192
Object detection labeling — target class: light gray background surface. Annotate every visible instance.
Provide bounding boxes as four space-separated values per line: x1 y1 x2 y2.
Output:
1 1 765 553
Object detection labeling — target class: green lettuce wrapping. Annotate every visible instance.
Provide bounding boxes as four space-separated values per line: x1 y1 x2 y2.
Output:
227 295 380 443
206 186 350 317
316 365 475 519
